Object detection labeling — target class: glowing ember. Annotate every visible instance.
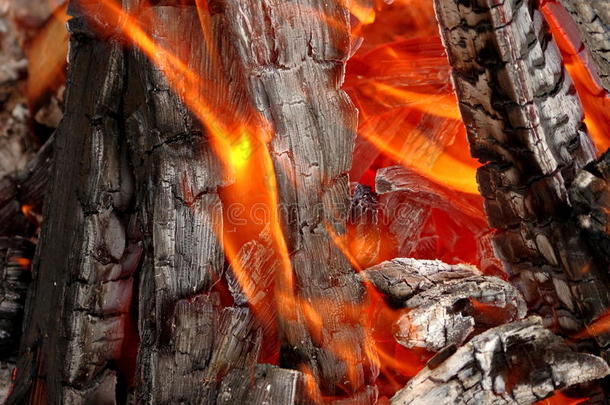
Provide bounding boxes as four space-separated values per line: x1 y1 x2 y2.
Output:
534 391 589 405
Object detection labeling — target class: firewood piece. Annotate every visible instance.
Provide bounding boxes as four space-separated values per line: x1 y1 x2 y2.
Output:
9 16 138 403
0 135 52 237
219 0 376 397
391 317 610 405
571 149 610 263
395 275 527 352
122 4 232 404
559 0 610 92
0 237 33 359
360 258 479 306
434 0 610 345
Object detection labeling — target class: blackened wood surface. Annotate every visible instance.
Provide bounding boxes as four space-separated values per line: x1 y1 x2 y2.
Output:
434 0 610 351
219 0 377 398
559 0 610 92
0 237 34 359
123 4 233 403
9 13 136 405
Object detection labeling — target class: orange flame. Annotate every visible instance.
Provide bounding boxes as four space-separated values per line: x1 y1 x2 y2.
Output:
534 391 589 405
9 257 31 269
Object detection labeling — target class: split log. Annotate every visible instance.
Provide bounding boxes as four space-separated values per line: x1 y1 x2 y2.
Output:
558 0 610 92
9 11 137 403
391 317 610 405
219 0 377 398
434 0 610 350
360 258 479 306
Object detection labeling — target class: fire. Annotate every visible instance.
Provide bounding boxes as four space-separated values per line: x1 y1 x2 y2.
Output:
9 257 31 269
535 391 588 405
541 1 610 152
69 0 610 401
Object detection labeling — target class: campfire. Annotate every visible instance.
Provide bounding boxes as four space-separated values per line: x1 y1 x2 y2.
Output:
2 0 610 404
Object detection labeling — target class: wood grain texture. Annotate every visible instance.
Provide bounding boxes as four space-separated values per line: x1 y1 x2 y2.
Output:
362 258 526 353
9 9 135 403
571 149 610 264
559 0 610 91
391 317 610 405
219 0 377 398
434 0 610 351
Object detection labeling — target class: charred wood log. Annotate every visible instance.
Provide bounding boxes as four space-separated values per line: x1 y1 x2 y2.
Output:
434 0 610 350
558 0 610 92
391 317 610 405
361 258 526 352
8 11 137 404
375 166 499 273
219 0 377 398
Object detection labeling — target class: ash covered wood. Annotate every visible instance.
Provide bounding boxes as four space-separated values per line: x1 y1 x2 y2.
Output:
361 258 526 352
391 317 610 405
559 0 610 92
360 258 479 306
396 275 526 352
434 0 610 349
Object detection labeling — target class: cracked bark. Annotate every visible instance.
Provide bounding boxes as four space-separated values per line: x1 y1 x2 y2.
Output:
433 0 610 355
9 0 372 403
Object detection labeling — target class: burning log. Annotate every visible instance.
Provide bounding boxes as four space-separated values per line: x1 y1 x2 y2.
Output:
391 317 610 405
433 0 610 350
558 1 610 92
219 0 377 397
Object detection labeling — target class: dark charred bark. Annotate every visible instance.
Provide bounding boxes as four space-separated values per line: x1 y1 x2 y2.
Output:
218 1 377 398
433 0 610 355
9 0 372 403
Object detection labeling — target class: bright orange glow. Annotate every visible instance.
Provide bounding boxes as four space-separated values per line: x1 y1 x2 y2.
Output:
534 391 588 405
26 3 69 111
9 257 31 269
346 36 480 194
573 311 610 340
